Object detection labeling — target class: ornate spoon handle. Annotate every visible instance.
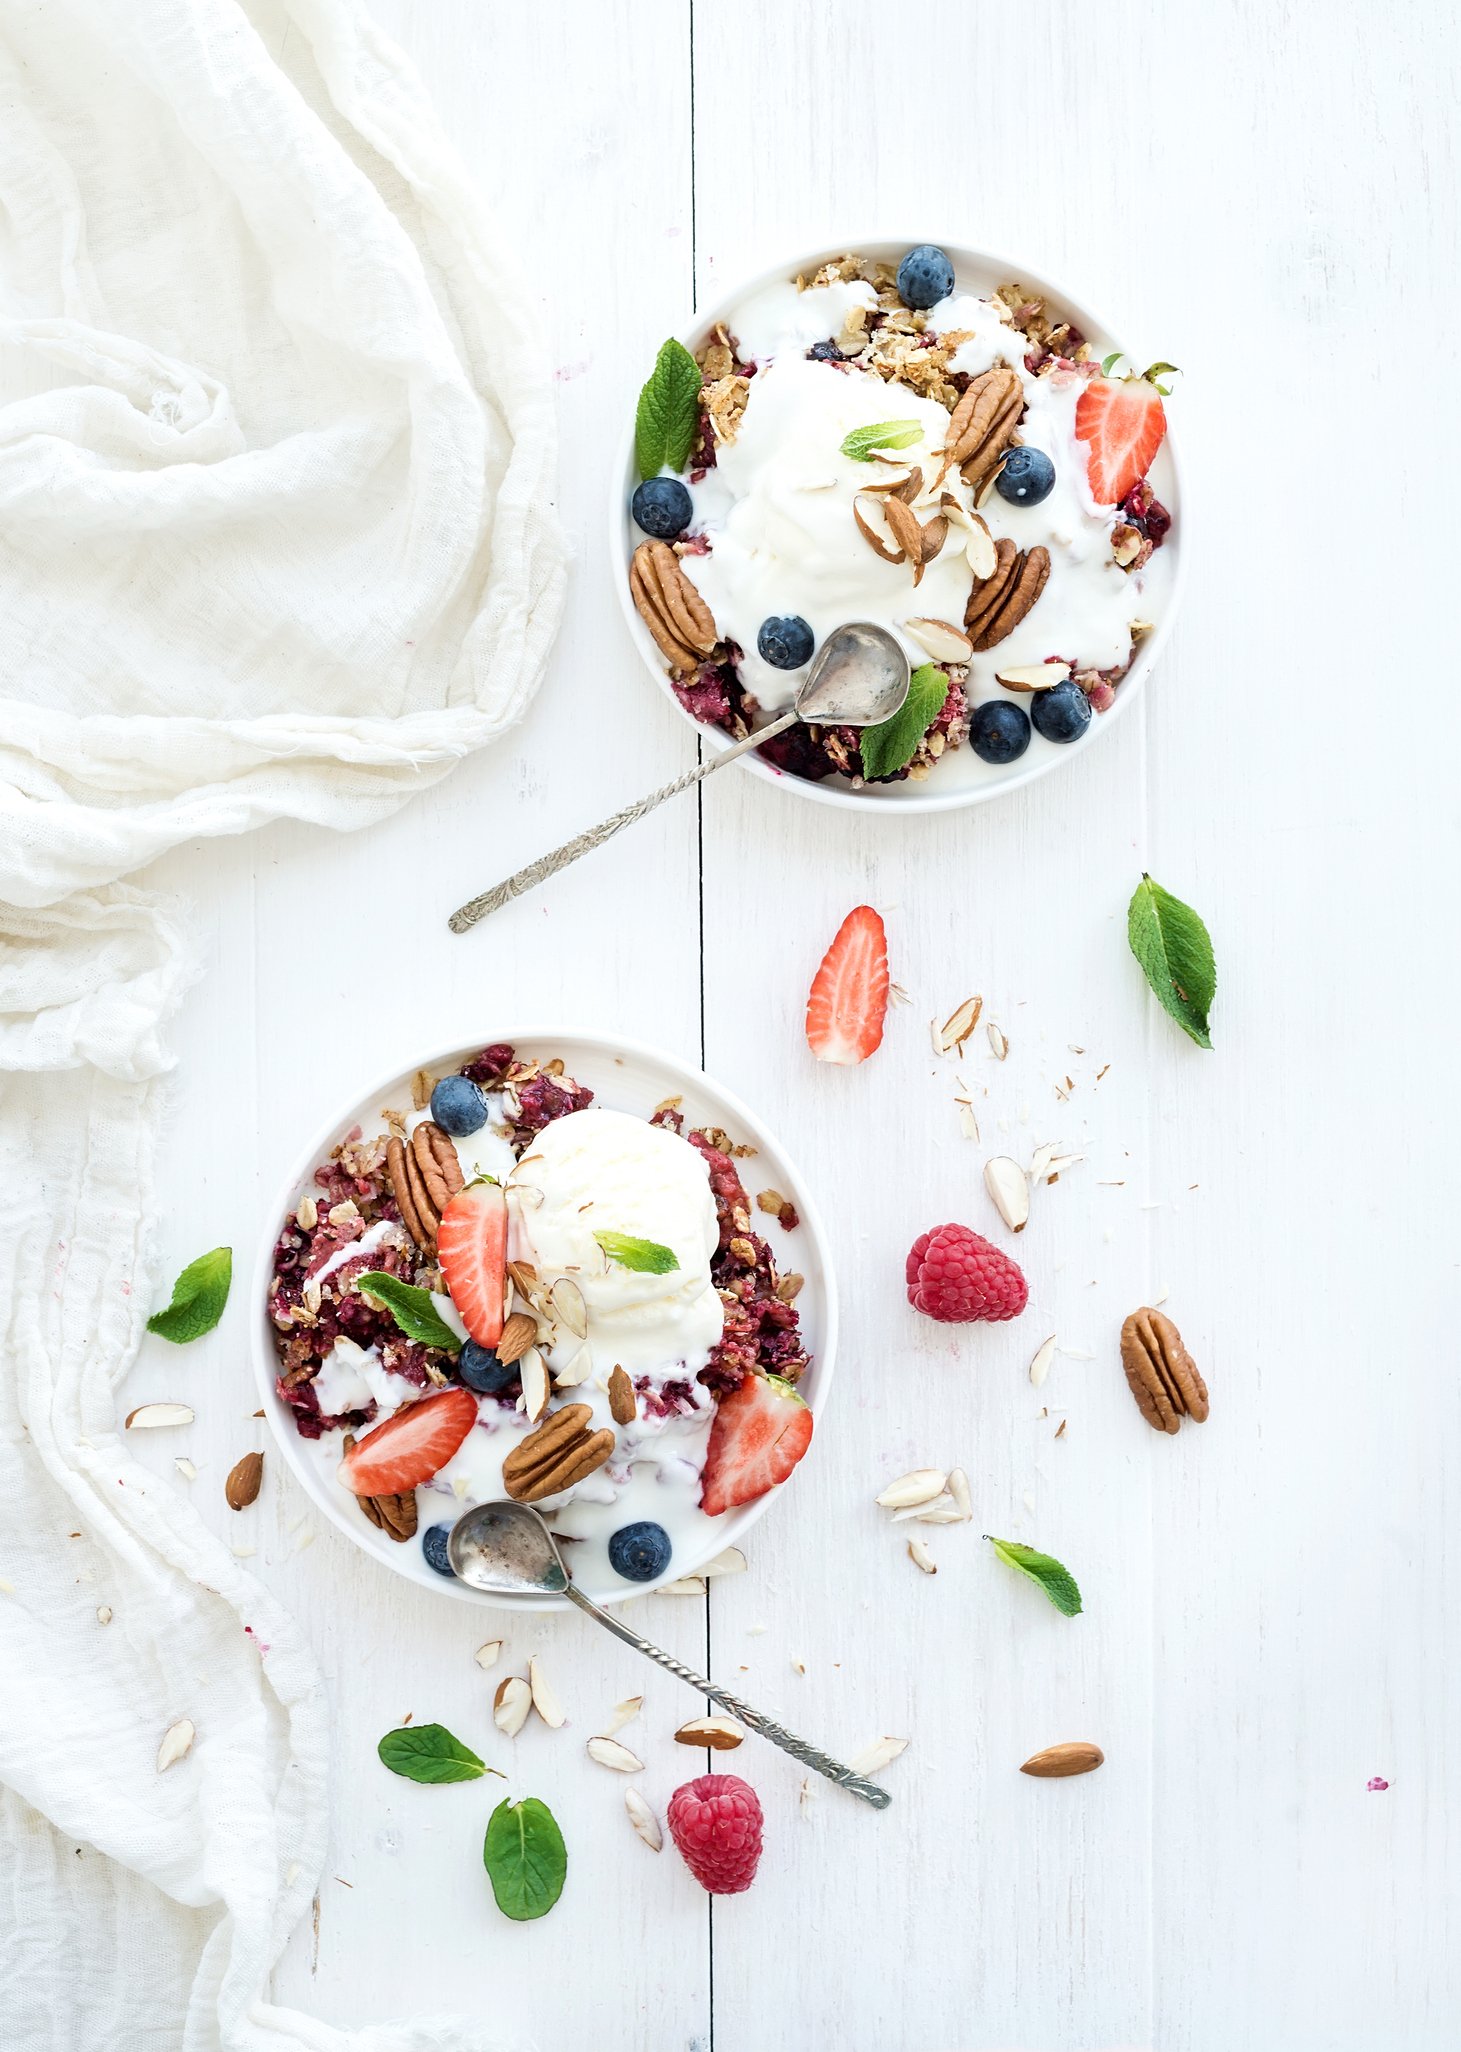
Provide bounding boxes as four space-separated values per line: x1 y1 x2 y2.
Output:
562 1582 891 1810
448 710 798 933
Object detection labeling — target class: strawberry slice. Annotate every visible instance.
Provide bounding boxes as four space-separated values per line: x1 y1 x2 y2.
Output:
338 1385 479 1498
805 904 889 1065
700 1373 813 1516
1074 367 1168 506
436 1179 507 1346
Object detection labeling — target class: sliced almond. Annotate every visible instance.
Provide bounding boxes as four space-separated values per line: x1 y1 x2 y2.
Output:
987 1022 1009 1061
702 1546 748 1578
473 1640 504 1672
1021 1740 1104 1778
918 514 949 563
156 1718 195 1772
519 1349 550 1421
936 994 984 1055
586 1735 644 1773
96 1605 113 1626
125 1402 194 1430
173 1456 198 1481
964 510 998 579
623 1787 662 1851
1029 1141 1058 1180
224 1451 263 1510
947 1468 973 1521
493 1675 531 1738
603 1694 643 1738
496 1312 539 1365
674 1716 745 1750
849 1735 909 1776
876 1468 947 1511
1045 1153 1085 1178
853 493 906 565
904 1495 967 1525
994 661 1072 692
658 1576 707 1597
907 1537 937 1574
550 1343 593 1389
984 1155 1030 1233
1029 1334 1058 1388
904 617 973 664
548 1277 588 1340
528 1655 566 1729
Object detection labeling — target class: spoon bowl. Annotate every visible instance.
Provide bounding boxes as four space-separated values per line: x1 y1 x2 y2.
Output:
793 621 909 726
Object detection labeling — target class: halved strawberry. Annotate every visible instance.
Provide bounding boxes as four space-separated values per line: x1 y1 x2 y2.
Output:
1074 366 1169 506
436 1179 507 1346
700 1373 813 1516
806 904 889 1065
338 1385 479 1498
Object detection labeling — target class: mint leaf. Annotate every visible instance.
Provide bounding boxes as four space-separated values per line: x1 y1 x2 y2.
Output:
987 1537 1083 1617
594 1231 679 1274
355 1272 461 1352
859 663 948 781
147 1247 231 1343
378 1723 497 1785
635 338 702 481
840 419 923 462
1127 874 1215 1049
483 1796 567 1921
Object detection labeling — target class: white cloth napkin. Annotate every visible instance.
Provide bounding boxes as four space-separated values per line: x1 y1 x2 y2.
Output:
0 2 564 2046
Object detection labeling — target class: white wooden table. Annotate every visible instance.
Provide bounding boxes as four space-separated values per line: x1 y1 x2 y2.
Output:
122 2 1458 2044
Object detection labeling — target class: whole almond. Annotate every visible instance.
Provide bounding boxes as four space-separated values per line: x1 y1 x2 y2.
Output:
497 1311 539 1366
607 1364 636 1426
224 1451 263 1510
1020 1741 1104 1778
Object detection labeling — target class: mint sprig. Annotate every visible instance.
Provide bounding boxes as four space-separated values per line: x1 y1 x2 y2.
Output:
378 1723 499 1785
1127 874 1215 1049
840 419 923 462
147 1247 232 1343
635 338 703 481
594 1231 679 1275
986 1537 1082 1617
483 1796 567 1921
859 662 948 781
355 1272 461 1352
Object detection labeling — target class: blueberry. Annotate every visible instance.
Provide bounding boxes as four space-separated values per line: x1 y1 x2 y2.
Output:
429 1074 488 1138
607 1520 672 1583
757 616 815 670
995 446 1057 508
422 1524 456 1577
970 699 1031 765
1030 679 1092 744
631 476 693 541
807 339 844 362
458 1340 516 1395
896 244 955 311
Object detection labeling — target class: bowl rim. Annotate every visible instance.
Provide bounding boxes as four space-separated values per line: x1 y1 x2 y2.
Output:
609 232 1186 815
249 1027 839 1612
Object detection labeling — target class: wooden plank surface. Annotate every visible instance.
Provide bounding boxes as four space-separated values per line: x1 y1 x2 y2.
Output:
122 1 1459 2046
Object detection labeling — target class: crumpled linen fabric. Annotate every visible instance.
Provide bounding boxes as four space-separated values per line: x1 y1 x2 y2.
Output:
0 2 564 2046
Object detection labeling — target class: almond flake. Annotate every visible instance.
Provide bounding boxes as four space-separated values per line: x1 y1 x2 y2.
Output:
984 1155 1030 1233
907 1537 937 1574
674 1716 745 1750
953 1074 980 1142
1029 1142 1058 1180
987 1022 1009 1060
994 661 1072 692
702 1547 748 1578
96 1605 113 1625
603 1694 643 1737
1047 1153 1085 1176
548 1277 587 1340
586 1735 643 1772
1029 1334 1058 1388
551 1343 593 1389
623 1787 662 1851
894 1494 963 1524
936 995 983 1055
947 1468 972 1520
528 1655 566 1729
156 1718 195 1771
658 1576 707 1597
493 1675 531 1738
173 1457 197 1481
125 1402 195 1431
520 1349 550 1421
849 1735 910 1776
876 1468 947 1510
473 1640 503 1672
904 617 973 664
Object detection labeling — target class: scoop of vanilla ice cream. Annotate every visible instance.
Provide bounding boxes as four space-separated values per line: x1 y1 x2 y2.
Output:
684 356 979 708
507 1109 723 1376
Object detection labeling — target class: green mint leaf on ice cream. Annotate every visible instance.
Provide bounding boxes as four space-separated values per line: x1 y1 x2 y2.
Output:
1126 874 1215 1049
147 1246 232 1343
355 1272 461 1352
594 1231 680 1275
839 419 923 461
635 338 703 481
859 662 948 781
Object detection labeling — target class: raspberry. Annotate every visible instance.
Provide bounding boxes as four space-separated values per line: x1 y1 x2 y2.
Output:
667 1774 764 1894
906 1223 1027 1324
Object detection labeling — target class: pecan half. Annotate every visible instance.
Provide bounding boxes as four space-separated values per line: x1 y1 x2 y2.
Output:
502 1403 616 1502
387 1133 437 1251
342 1435 418 1540
410 1121 464 1217
629 541 718 676
965 543 1050 651
937 367 1023 488
1119 1308 1209 1433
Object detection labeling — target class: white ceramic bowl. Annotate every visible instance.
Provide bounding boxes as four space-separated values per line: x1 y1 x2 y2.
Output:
251 1031 836 1611
611 236 1185 814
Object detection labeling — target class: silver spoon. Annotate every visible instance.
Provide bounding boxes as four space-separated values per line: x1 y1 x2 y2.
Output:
447 1499 892 1810
448 622 910 934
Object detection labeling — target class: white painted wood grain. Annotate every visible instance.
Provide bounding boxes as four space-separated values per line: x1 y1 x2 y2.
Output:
121 0 1461 2046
